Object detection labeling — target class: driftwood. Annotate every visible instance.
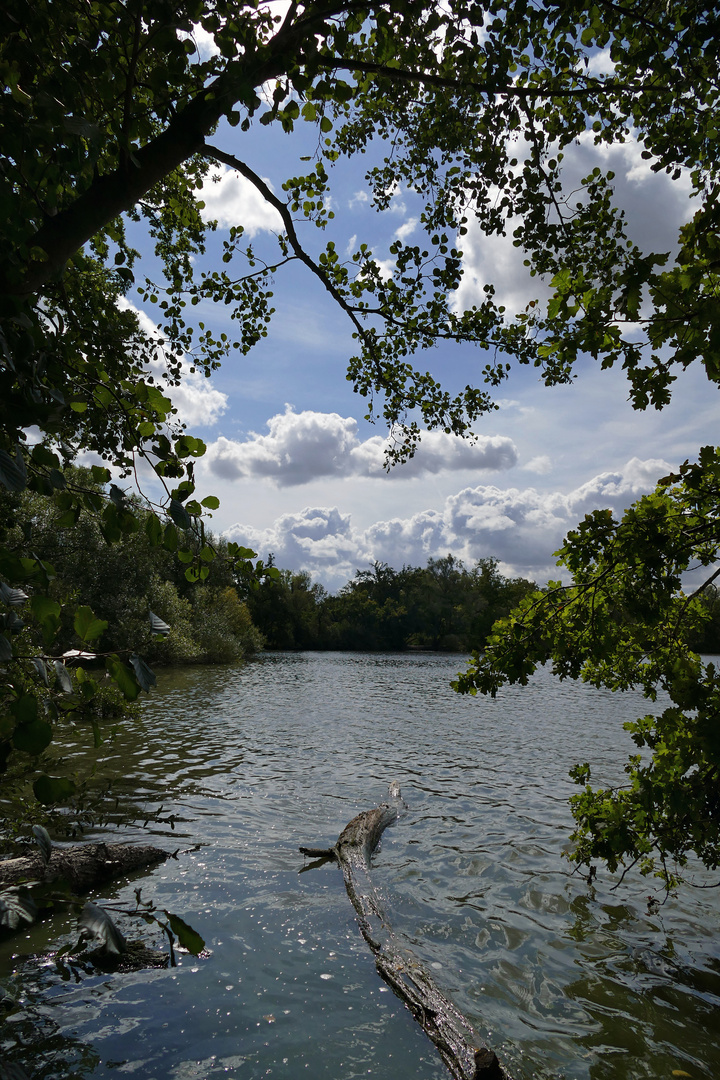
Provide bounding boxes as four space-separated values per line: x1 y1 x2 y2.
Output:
300 784 512 1080
0 842 169 893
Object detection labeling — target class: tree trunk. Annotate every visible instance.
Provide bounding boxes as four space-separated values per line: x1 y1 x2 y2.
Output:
300 785 513 1080
0 842 169 893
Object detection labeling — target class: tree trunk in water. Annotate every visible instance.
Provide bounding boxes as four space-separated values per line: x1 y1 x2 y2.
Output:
0 843 169 892
300 785 513 1080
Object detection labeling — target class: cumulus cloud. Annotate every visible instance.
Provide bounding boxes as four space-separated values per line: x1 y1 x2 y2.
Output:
394 217 419 241
453 131 694 317
523 455 552 474
118 300 228 428
226 507 369 585
223 456 671 589
203 406 517 486
198 166 283 235
177 25 220 61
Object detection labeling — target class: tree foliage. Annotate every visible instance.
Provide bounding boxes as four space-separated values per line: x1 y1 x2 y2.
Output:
1 0 719 873
247 557 535 651
455 454 720 887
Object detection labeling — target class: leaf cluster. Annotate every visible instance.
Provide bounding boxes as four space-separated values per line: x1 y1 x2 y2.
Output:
455 449 720 886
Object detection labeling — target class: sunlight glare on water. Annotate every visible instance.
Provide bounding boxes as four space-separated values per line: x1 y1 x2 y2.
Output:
1 652 718 1080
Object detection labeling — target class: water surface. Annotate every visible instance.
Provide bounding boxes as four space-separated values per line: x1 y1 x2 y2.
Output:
1 652 718 1079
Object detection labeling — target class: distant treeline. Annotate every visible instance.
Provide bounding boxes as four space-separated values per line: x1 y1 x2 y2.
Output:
5 472 720 661
245 555 720 655
245 556 538 652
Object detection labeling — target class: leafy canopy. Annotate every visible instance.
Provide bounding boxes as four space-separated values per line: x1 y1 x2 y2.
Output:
1 0 719 873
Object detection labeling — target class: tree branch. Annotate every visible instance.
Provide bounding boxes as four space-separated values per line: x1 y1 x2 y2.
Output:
201 143 385 378
314 56 671 99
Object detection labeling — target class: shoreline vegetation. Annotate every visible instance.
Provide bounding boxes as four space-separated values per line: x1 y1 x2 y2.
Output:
5 471 720 666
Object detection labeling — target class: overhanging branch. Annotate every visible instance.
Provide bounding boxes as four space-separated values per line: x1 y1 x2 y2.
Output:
201 142 386 379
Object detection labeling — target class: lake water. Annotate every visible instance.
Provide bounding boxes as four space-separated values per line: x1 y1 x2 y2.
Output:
1 652 719 1080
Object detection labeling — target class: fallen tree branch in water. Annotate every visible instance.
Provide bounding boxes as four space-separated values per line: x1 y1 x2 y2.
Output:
0 842 169 892
299 784 512 1080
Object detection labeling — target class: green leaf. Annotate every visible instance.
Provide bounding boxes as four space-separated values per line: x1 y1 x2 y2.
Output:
10 694 38 726
105 657 141 700
30 595 61 645
166 912 205 955
74 605 108 643
145 514 163 546
90 465 111 484
163 524 178 552
169 499 191 530
13 716 52 755
31 444 60 469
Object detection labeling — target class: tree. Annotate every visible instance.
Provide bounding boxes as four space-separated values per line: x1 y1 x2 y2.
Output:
455 454 720 889
1 0 719 868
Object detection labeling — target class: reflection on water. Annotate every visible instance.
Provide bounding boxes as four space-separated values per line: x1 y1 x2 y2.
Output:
1 652 718 1079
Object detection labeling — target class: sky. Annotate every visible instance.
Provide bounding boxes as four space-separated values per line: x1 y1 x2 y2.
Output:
121 48 718 593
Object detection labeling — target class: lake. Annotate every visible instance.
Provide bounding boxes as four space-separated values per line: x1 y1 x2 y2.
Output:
1 651 719 1080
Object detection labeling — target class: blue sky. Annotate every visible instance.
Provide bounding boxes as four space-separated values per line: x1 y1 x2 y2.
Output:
119 50 718 592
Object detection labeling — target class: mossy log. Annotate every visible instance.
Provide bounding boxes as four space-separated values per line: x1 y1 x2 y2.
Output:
300 784 512 1080
0 842 169 893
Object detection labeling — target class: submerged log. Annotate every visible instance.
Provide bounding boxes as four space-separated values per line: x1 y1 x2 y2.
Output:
300 784 513 1080
0 842 169 893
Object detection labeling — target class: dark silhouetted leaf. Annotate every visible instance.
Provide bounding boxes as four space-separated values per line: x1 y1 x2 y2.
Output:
80 902 127 954
0 890 37 930
31 657 49 686
129 653 156 692
166 912 205 955
169 499 191 530
0 635 11 661
33 774 77 804
32 824 52 866
13 716 52 755
0 447 27 492
53 660 73 692
0 582 29 606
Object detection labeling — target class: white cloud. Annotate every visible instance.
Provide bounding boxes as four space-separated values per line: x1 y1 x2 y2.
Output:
453 131 694 318
374 258 396 281
587 48 615 76
198 166 283 235
202 407 517 486
387 184 408 215
177 25 220 61
524 455 552 474
226 507 369 584
222 456 671 589
117 300 228 428
349 191 370 209
394 217 419 242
